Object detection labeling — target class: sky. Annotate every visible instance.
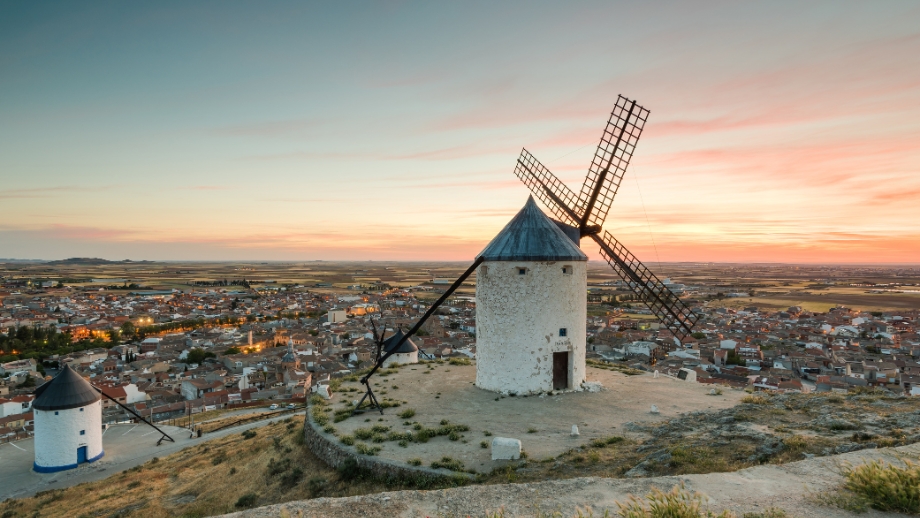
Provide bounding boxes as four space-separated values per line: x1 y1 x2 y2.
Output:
1 1 919 263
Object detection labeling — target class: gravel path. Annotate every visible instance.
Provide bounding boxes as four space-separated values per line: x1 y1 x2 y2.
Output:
222 442 919 518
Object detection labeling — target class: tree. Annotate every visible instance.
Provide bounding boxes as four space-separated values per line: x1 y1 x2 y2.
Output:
691 332 706 340
225 346 242 355
121 322 136 340
186 348 216 365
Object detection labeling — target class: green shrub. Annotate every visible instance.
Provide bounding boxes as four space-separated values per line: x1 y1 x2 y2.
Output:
616 484 733 518
266 457 292 476
235 493 258 508
371 424 390 434
339 435 355 446
353 428 374 440
398 408 416 419
280 467 304 487
449 357 471 366
481 441 489 449
241 429 257 440
337 458 362 481
431 456 465 472
591 436 625 448
843 459 920 513
408 458 422 466
448 430 461 441
355 442 382 456
307 476 327 497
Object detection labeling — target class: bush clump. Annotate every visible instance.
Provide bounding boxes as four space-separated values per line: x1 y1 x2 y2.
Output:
398 408 416 419
842 459 920 514
448 357 471 366
241 429 257 440
616 484 733 518
235 493 258 508
431 456 465 472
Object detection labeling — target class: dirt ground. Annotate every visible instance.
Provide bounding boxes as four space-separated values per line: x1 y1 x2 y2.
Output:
326 363 744 473
224 441 920 518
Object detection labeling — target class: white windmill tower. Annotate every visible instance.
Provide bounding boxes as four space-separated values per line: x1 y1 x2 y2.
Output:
475 196 588 394
32 365 104 472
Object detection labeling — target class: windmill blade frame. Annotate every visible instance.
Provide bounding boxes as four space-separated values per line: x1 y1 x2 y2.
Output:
577 95 649 232
515 148 583 227
592 231 698 343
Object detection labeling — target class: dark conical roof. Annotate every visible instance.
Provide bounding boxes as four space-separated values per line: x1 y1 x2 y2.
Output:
32 364 100 411
383 329 418 354
477 196 587 262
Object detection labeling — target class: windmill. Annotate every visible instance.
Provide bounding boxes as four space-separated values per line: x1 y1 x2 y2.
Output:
514 95 698 344
351 94 696 410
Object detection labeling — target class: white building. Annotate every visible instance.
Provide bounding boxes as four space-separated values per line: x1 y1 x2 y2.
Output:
380 329 419 367
32 365 104 472
475 197 588 394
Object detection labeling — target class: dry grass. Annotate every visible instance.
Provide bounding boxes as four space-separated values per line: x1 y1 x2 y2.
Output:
0 418 396 518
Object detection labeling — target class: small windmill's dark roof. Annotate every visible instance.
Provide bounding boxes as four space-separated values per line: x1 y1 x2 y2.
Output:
32 364 100 411
383 330 418 354
477 196 587 262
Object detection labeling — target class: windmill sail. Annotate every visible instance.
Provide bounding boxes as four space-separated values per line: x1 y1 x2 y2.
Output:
514 149 582 227
592 231 697 343
578 95 649 231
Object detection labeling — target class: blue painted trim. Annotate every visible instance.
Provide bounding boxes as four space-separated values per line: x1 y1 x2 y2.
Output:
33 461 77 473
33 450 104 473
88 449 105 463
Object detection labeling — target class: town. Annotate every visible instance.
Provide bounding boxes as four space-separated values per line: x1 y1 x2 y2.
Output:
2 260 918 443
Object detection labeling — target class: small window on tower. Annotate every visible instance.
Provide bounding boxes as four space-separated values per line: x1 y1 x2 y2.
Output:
55 411 59 416
80 430 85 436
559 328 568 337
562 266 572 275
518 268 526 275
80 408 84 412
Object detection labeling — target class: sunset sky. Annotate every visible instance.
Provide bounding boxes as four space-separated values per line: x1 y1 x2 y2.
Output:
1 1 919 263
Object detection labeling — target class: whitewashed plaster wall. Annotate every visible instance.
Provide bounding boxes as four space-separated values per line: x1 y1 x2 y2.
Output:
382 350 418 368
476 260 586 394
34 400 103 471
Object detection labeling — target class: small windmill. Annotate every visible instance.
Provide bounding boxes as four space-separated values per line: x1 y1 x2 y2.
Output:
514 95 698 343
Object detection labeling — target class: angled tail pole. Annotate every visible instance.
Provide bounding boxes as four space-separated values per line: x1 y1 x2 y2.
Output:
352 256 484 415
93 385 175 445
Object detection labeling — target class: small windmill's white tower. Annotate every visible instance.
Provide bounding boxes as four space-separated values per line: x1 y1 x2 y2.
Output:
381 329 419 367
476 196 588 394
32 365 104 472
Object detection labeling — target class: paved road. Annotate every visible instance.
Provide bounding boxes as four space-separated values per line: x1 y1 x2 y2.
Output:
0 411 305 500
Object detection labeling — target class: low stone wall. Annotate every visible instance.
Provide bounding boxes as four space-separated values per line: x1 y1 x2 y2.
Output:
302 404 472 483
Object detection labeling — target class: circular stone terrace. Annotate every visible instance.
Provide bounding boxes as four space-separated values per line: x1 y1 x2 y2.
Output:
311 360 745 474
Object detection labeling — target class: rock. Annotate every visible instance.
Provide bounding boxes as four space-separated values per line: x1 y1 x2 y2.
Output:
710 388 717 395
571 425 580 437
650 405 660 414
624 461 650 478
315 385 332 399
491 437 522 460
581 381 603 393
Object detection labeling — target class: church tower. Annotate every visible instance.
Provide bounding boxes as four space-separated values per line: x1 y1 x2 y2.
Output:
281 338 300 370
475 196 588 395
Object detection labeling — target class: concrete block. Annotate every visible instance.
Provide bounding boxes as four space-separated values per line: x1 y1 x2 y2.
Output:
571 425 580 437
650 404 659 414
491 437 522 460
315 385 332 400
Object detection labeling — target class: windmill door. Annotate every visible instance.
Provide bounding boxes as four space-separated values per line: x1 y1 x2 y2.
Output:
552 352 568 390
77 446 87 464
